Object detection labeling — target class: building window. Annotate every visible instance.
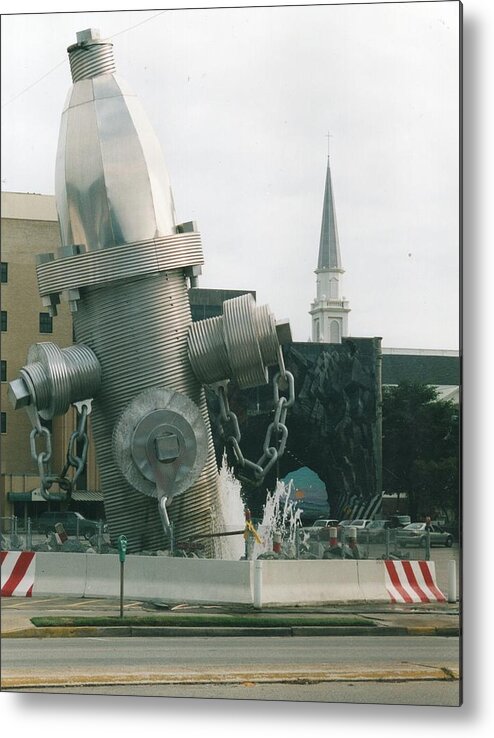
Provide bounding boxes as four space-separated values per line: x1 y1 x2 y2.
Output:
0 262 7 283
39 312 53 334
313 318 320 342
1 412 6 434
0 360 6 382
330 320 341 343
0 311 7 332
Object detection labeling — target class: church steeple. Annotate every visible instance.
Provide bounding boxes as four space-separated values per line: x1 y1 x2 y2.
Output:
309 152 350 343
317 157 342 270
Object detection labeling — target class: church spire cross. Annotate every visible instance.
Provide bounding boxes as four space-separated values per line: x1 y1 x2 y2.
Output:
325 131 333 158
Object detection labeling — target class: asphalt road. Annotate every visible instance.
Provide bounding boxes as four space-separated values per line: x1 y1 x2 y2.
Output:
3 634 459 671
11 680 461 706
2 635 460 706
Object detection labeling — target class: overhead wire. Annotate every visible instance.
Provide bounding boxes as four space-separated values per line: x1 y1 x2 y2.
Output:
1 9 168 109
110 9 167 40
1 58 67 108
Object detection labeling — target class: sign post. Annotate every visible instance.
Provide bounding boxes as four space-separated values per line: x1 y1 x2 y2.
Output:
117 534 127 618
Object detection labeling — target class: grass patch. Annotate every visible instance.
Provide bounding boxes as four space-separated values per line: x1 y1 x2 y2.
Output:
31 614 374 629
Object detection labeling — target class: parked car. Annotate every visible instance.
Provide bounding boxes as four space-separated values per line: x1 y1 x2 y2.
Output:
364 519 392 542
37 511 106 539
311 519 339 528
396 522 453 548
350 519 372 530
336 520 353 540
337 519 352 529
310 519 339 541
388 515 411 529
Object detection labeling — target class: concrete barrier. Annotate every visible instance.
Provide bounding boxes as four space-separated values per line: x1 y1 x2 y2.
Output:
448 559 457 603
32 552 87 597
126 557 253 604
384 559 446 603
356 559 392 602
11 551 447 606
253 560 263 608
85 555 253 604
85 554 120 598
1 551 35 597
255 559 362 606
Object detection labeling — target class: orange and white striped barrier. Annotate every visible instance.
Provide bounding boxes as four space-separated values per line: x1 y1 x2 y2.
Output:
0 551 36 597
384 559 446 603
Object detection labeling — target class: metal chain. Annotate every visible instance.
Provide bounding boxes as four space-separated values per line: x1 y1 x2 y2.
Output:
60 400 91 487
215 369 295 485
27 399 92 499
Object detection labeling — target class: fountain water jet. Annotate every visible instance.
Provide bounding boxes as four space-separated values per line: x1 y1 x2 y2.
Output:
210 456 246 560
252 479 302 559
209 460 302 561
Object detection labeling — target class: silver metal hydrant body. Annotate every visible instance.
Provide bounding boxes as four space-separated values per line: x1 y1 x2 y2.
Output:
50 29 217 552
10 29 292 554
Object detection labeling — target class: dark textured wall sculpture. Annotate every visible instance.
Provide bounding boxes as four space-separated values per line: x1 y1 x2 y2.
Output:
207 338 382 520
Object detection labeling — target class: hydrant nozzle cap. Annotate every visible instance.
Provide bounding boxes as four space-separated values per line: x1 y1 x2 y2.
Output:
77 28 101 44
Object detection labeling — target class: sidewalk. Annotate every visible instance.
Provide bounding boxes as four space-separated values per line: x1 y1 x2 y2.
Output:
1 596 460 638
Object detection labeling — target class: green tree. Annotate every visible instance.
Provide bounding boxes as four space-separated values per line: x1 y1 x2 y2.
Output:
382 382 459 522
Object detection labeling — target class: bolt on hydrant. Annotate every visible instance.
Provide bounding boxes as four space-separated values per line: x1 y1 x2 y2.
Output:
8 29 294 554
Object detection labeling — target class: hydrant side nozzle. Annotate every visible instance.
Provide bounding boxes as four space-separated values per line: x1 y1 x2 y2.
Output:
8 377 32 410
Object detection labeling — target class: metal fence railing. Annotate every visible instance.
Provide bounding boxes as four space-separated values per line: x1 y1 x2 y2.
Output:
1 516 109 554
295 526 439 561
0 515 18 536
350 528 433 561
2 516 451 562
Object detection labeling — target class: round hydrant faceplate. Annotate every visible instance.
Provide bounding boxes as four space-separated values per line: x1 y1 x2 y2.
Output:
112 387 209 501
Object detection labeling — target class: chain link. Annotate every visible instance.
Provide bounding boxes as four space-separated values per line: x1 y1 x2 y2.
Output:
63 401 90 485
27 400 92 499
215 368 295 485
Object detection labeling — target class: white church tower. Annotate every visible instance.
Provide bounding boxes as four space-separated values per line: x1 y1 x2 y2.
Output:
309 154 350 343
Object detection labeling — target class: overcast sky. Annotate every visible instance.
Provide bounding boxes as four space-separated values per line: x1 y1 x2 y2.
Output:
1 1 460 350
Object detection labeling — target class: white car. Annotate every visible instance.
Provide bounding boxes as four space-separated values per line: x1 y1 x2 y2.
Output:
311 519 339 528
350 519 372 529
396 522 454 547
364 519 392 542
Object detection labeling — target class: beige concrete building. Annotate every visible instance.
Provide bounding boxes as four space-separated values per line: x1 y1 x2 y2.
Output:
1 192 101 525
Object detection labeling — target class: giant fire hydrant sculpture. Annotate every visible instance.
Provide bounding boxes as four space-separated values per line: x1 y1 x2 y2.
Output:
8 29 294 554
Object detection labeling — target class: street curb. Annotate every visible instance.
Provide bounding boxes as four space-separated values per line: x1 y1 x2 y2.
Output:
1 624 460 639
1 667 461 690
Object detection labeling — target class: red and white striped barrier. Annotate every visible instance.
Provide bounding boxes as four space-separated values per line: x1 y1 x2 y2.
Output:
384 559 446 603
0 551 36 597
0 551 448 604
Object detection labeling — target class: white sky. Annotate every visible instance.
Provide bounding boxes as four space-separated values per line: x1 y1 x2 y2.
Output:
1 1 460 350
